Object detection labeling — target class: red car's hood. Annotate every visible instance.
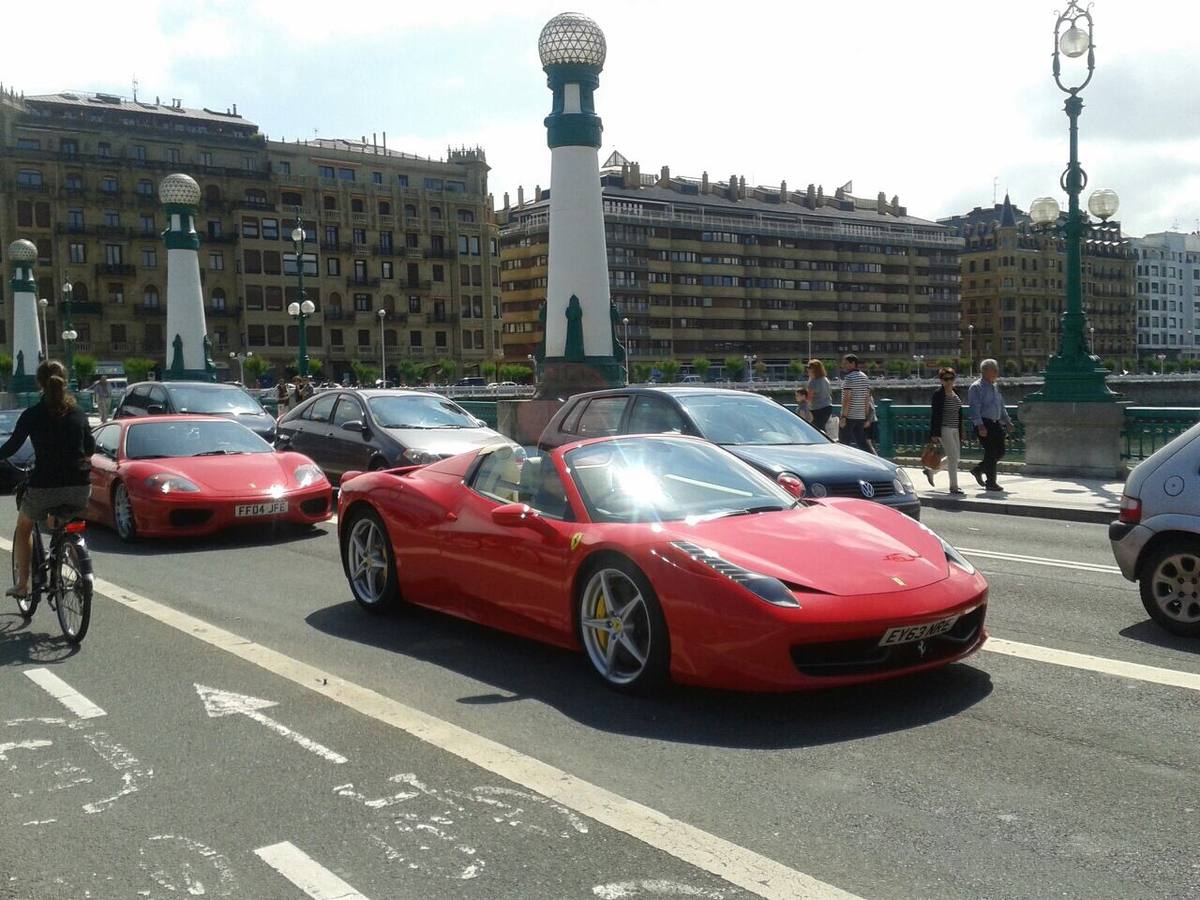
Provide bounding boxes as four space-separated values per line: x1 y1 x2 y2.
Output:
662 500 948 595
129 452 313 497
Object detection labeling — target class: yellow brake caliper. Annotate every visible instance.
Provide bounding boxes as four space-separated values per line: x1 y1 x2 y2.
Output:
595 593 609 651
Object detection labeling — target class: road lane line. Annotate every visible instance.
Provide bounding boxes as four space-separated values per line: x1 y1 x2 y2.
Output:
255 841 369 900
984 638 1200 692
24 668 106 719
959 548 1121 575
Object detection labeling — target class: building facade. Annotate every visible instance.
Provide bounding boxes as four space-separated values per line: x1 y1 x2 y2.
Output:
939 197 1137 371
0 88 501 382
499 158 962 376
1130 231 1200 362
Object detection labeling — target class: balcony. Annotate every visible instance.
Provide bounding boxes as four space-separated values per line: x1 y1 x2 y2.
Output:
71 302 105 316
424 247 455 259
399 280 433 291
321 241 352 253
205 304 241 318
132 304 165 317
95 263 136 277
202 232 239 245
346 276 381 289
372 245 400 257
324 308 346 321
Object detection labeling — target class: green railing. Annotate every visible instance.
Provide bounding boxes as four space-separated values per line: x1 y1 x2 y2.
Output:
875 400 1025 461
1121 407 1200 460
457 400 499 429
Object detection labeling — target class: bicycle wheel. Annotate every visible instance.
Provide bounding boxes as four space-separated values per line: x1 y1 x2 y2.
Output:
11 522 38 618
54 537 92 644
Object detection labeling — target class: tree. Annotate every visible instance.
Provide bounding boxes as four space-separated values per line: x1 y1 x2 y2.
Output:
397 360 423 386
885 359 908 377
437 358 458 383
72 354 97 387
658 359 681 383
306 357 324 379
691 357 711 381
243 356 271 385
481 361 498 381
723 356 745 382
787 359 806 379
632 363 652 383
350 360 379 386
124 357 157 383
498 363 533 383
1003 359 1020 377
753 359 767 380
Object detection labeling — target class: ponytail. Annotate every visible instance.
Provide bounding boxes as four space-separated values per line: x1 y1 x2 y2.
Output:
36 359 76 417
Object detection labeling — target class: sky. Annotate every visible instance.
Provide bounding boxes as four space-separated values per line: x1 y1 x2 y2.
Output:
8 0 1199 237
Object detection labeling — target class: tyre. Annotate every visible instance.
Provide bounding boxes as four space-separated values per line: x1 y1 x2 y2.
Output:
54 538 92 645
341 508 399 613
10 524 37 618
577 556 670 692
113 482 137 542
1139 539 1200 637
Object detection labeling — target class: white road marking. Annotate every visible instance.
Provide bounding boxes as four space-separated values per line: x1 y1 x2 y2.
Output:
195 684 348 765
255 841 369 900
0 739 52 760
959 548 1121 575
81 730 153 814
24 668 107 719
983 638 1200 693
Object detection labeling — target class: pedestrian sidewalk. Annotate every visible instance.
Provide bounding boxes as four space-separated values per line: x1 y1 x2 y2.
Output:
901 464 1124 524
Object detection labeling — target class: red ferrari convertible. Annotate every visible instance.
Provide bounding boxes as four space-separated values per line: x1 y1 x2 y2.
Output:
86 416 332 540
337 435 987 692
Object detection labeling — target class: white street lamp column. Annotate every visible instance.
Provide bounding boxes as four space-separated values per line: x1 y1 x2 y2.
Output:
160 173 215 381
377 309 387 386
8 240 43 392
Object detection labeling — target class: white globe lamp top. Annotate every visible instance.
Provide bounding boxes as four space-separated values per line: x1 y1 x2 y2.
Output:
287 301 301 316
159 173 201 206
538 12 606 68
8 239 37 262
300 299 315 315
291 226 305 243
1029 196 1061 226
1087 188 1120 221
1059 23 1090 58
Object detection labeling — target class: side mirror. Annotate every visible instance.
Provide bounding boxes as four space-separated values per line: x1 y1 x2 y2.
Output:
491 502 556 535
340 420 366 433
147 404 165 415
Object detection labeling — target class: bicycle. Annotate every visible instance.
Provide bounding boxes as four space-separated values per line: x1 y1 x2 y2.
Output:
11 477 94 644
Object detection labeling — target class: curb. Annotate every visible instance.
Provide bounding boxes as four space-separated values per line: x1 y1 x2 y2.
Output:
919 494 1116 524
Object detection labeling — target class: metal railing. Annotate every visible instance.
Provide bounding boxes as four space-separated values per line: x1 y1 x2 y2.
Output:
874 401 1026 462
1121 407 1200 460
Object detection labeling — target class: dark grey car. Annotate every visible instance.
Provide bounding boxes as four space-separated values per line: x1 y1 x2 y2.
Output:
537 387 920 519
276 389 510 484
114 381 277 443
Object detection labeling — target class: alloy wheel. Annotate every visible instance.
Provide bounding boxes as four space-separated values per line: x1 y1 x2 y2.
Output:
114 484 136 541
1149 551 1200 625
579 568 653 686
347 517 390 606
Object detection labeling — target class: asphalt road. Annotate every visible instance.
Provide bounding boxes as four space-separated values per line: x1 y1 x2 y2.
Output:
1 503 1197 899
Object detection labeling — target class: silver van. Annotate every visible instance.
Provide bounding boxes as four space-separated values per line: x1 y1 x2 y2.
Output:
1110 421 1200 636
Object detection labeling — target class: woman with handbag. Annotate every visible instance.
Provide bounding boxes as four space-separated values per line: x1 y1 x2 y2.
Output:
924 367 964 494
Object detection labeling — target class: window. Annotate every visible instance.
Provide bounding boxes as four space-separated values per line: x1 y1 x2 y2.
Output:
247 324 266 346
457 209 475 223
245 286 264 310
574 398 630 437
319 165 335 179
382 261 394 279
143 286 160 309
409 296 422 314
105 245 123 265
372 172 383 185
98 142 111 158
397 175 409 187
207 220 222 239
351 198 365 213
379 201 392 216
430 206 442 220
265 286 283 311
110 323 127 344
242 217 259 239
166 148 180 163
65 173 83 191
326 257 341 276
69 243 86 263
141 247 157 267
338 168 355 181
330 328 344 347
353 228 367 245
627 397 686 434
354 293 370 312
406 232 420 248
243 156 255 171
424 178 443 191
435 331 447 348
410 330 422 347
281 191 302 207
433 265 444 282
103 210 120 227
141 215 155 234
245 188 268 208
17 169 43 188
243 250 262 275
333 396 366 426
266 325 286 347
61 139 78 156
106 283 124 304
470 237 481 256
458 235 469 255
261 218 279 240
209 252 224 271
384 329 398 348
283 253 318 276
353 259 368 281
263 251 282 275
138 179 154 196
16 201 33 227
379 231 393 251
358 329 372 347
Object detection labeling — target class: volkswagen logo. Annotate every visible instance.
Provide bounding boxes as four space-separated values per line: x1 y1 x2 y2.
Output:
858 480 875 498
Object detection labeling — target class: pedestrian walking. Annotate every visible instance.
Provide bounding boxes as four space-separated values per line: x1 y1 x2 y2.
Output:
94 374 112 423
805 359 834 435
924 367 965 494
966 359 1012 492
275 380 290 419
793 388 814 423
837 354 872 452
297 376 314 404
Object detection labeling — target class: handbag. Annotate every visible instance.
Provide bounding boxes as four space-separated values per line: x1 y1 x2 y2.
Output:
921 440 944 470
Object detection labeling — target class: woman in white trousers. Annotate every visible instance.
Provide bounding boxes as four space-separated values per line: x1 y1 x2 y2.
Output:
924 367 964 494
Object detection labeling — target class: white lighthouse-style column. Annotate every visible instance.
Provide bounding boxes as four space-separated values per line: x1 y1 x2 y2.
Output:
160 173 215 381
535 12 624 394
8 239 44 393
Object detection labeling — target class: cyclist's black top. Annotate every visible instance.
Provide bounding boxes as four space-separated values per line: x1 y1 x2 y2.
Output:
0 400 94 488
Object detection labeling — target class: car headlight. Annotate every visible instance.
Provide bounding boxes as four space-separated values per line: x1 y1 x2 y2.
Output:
402 448 440 465
941 538 975 575
893 468 915 495
670 541 800 608
293 464 325 488
144 474 200 494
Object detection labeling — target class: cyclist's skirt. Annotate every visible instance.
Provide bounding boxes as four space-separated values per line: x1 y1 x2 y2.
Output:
20 485 91 522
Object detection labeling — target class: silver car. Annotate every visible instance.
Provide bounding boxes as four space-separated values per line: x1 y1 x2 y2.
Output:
1110 421 1200 637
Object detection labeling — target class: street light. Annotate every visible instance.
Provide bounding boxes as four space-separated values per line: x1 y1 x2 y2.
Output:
912 353 925 378
806 321 813 362
1156 352 1167 376
37 298 49 361
61 282 76 389
377 309 387 386
743 353 757 383
967 323 974 374
229 350 253 384
1026 0 1120 402
622 316 630 385
289 216 314 377
1089 325 1095 355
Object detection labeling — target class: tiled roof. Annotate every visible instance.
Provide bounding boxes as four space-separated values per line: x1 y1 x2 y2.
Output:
24 92 256 128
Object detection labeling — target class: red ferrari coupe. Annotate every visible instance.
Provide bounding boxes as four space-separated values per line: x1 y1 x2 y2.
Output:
86 416 332 540
337 435 987 692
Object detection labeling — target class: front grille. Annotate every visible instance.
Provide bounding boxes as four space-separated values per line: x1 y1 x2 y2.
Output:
790 607 985 677
300 496 329 515
826 480 895 499
170 509 213 528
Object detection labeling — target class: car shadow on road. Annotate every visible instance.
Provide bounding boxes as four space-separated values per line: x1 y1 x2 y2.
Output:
304 601 993 750
80 522 328 557
0 613 80 666
1119 620 1200 655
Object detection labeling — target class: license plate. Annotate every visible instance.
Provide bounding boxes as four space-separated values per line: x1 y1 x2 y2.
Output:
878 614 959 647
235 500 288 518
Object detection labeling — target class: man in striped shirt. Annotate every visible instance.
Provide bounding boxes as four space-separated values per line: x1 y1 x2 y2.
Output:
838 354 872 452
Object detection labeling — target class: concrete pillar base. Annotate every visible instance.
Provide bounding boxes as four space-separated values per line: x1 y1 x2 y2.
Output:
1019 400 1129 479
497 399 564 446
536 358 623 401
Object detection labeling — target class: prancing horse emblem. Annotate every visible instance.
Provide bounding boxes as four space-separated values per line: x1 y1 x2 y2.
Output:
916 640 928 657
858 480 875 498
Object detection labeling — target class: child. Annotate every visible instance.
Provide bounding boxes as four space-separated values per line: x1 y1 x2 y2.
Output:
794 388 814 423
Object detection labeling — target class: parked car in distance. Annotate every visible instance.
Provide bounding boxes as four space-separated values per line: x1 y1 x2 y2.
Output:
454 377 486 388
0 409 34 490
680 374 703 384
537 386 919 518
276 389 511 485
114 381 276 443
1111 421 1200 636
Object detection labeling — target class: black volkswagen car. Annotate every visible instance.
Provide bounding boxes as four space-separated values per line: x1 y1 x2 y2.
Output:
537 387 920 519
114 381 276 443
276 389 510 484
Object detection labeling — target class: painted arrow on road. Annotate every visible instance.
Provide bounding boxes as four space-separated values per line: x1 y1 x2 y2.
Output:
194 684 348 765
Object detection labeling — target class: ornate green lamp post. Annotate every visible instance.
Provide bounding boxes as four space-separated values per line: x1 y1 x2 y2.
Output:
288 217 315 377
61 282 78 390
1027 0 1120 403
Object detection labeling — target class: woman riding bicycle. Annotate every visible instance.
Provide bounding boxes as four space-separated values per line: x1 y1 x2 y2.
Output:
1 359 94 600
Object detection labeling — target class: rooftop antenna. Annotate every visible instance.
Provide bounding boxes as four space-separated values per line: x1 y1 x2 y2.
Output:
132 75 138 102
993 176 999 205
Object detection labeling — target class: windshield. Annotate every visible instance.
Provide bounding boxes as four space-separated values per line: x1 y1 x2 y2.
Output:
168 385 264 416
678 395 826 446
565 437 794 524
0 411 20 433
126 420 273 459
367 395 481 429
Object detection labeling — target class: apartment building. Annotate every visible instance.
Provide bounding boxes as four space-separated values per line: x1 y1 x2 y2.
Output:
939 197 1137 369
0 87 500 382
498 156 963 376
1130 231 1200 361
